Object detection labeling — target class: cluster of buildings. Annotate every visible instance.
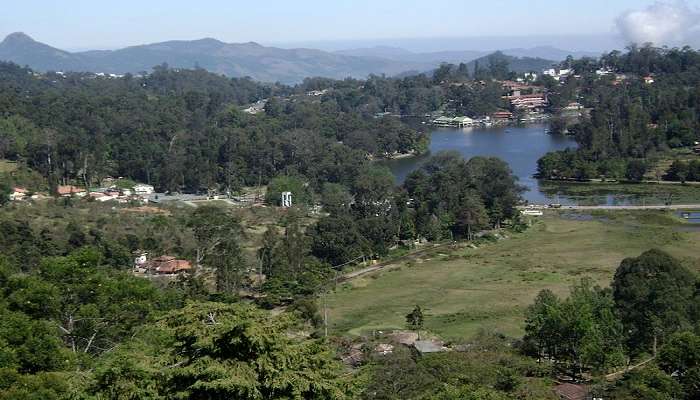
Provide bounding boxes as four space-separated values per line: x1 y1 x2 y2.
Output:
133 252 193 276
8 187 40 201
243 99 267 115
7 181 156 204
306 89 329 96
60 181 155 204
432 115 478 127
432 114 514 127
542 68 573 81
508 93 548 111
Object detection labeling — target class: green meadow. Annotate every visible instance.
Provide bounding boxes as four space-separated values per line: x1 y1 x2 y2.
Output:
325 210 700 340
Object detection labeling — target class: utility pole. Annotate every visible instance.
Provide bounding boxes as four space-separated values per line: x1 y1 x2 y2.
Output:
323 292 328 338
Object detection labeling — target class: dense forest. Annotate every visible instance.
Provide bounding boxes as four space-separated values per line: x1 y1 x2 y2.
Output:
0 62 428 194
2 46 700 399
536 45 700 182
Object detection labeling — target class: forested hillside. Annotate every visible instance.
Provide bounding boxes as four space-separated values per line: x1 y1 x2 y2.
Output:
0 58 528 397
3 45 700 399
0 62 427 194
537 45 700 181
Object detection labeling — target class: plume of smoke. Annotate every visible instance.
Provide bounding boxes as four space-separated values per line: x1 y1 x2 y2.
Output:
616 1 700 46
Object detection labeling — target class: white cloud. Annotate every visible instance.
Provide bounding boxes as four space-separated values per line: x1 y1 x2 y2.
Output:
616 1 700 46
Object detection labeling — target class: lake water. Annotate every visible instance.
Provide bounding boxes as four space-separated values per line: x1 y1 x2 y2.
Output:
385 124 577 204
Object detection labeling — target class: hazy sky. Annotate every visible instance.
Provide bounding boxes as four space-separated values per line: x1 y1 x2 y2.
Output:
1 0 699 51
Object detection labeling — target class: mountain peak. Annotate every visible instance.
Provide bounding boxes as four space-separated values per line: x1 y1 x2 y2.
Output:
3 32 36 44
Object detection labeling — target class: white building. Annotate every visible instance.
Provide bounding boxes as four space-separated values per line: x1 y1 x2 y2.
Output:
281 191 293 208
9 187 27 201
543 68 573 81
133 184 155 195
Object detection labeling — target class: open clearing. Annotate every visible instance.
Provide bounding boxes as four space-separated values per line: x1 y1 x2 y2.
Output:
325 210 700 341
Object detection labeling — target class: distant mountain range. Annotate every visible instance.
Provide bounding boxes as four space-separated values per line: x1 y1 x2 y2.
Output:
335 45 598 65
0 32 582 83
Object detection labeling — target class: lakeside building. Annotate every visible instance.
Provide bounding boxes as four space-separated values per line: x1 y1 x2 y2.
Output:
432 116 475 127
507 93 548 111
491 111 513 122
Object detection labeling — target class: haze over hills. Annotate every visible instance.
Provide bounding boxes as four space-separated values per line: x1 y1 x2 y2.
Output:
0 32 563 83
335 45 600 65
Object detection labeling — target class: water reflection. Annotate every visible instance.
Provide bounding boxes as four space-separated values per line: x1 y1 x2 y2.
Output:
385 124 699 206
384 124 576 204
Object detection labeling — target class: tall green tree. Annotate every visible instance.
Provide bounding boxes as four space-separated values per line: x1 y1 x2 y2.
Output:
189 206 246 293
612 249 697 355
406 305 425 339
161 302 349 399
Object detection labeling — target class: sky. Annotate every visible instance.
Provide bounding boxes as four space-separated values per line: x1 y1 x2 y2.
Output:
1 0 699 51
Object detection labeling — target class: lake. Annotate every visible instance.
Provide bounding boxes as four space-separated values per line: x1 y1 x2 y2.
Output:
385 124 577 204
385 124 700 206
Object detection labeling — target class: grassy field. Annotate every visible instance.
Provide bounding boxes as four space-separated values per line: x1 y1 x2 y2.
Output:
539 181 700 205
0 160 18 173
324 210 700 341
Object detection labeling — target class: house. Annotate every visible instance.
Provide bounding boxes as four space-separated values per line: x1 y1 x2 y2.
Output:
133 184 155 195
57 185 87 197
413 340 447 355
374 343 394 355
148 255 193 275
306 89 328 96
507 93 548 111
388 331 419 346
563 102 583 111
9 187 27 201
491 111 513 121
432 116 455 126
522 209 544 217
553 383 591 400
543 68 572 81
524 72 538 81
452 116 474 127
243 99 267 115
643 76 655 84
134 252 148 267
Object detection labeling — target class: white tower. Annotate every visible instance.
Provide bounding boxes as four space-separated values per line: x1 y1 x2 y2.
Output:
281 191 293 208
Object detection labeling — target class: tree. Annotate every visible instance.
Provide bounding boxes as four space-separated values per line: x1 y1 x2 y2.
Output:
658 331 700 398
607 367 682 400
189 206 246 293
524 289 562 360
311 215 368 267
406 305 425 339
454 191 489 240
612 249 697 355
664 160 690 182
625 159 648 182
352 165 395 217
320 182 353 215
161 302 349 399
0 181 10 206
524 280 625 377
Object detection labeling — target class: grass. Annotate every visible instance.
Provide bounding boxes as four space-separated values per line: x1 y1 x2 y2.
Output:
539 181 700 205
0 160 18 173
324 211 700 341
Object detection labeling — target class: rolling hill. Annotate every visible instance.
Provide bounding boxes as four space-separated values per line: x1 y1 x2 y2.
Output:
0 32 559 83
